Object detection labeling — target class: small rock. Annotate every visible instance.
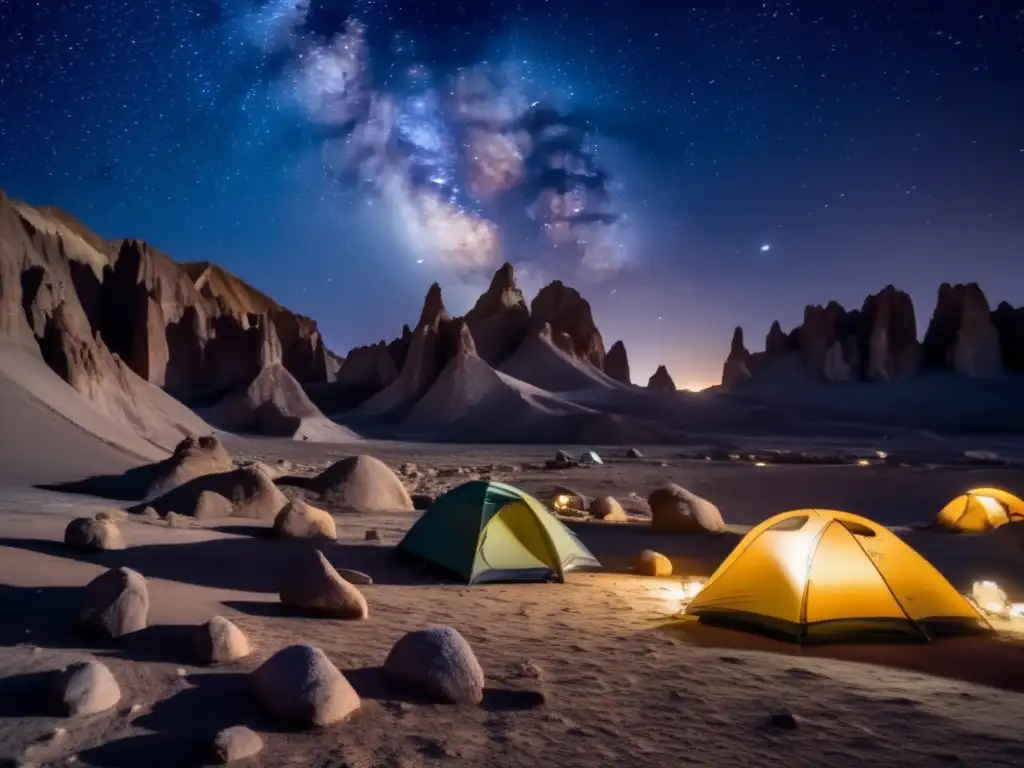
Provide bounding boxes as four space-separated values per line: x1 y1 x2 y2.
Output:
384 626 484 704
411 493 435 510
55 660 121 716
635 550 672 577
80 567 149 639
249 644 361 727
165 511 190 528
589 496 627 521
192 616 251 664
336 569 373 586
399 463 419 476
194 491 234 520
768 711 800 729
94 509 125 522
625 448 644 459
64 518 125 552
211 725 263 764
279 550 369 619
140 506 160 519
364 529 383 542
273 499 337 540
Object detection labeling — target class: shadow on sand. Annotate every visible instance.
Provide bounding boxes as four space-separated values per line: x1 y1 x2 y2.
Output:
33 462 172 502
654 616 1024 694
341 666 543 712
0 536 449 593
76 672 294 768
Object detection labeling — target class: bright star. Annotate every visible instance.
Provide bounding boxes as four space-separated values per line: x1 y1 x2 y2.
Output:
760 244 771 252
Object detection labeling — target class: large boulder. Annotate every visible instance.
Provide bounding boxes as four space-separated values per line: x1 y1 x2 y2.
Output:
647 365 676 392
80 567 149 639
138 464 288 520
54 659 121 716
147 434 234 498
635 550 672 577
273 499 337 540
603 340 631 384
64 517 125 552
279 550 369 619
647 484 725 533
383 626 485 704
249 644 361 727
312 455 413 513
192 616 251 664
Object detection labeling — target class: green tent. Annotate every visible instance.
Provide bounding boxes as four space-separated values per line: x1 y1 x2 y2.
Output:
396 480 602 584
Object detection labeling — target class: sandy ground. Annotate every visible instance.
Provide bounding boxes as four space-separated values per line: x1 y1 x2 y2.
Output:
3 441 1024 767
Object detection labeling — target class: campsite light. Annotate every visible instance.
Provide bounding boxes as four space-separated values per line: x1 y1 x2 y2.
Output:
971 580 1012 618
856 458 871 467
876 450 889 460
754 461 767 468
679 576 707 604
554 494 573 511
1011 604 1024 619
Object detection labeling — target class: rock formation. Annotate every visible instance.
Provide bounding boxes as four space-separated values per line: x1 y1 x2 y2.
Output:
721 327 752 389
603 340 631 384
718 282 1020 388
647 365 676 392
464 262 530 366
529 280 606 368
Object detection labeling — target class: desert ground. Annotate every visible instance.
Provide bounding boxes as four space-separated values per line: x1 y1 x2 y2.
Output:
3 432 1024 768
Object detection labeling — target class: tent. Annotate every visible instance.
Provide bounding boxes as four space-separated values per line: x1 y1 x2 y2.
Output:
396 480 602 584
684 508 992 643
936 487 1024 533
579 451 603 465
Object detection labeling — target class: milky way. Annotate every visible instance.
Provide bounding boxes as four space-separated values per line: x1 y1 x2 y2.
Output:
234 0 628 278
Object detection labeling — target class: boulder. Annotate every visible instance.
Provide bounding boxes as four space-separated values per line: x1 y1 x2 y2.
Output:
312 455 413 513
148 435 234 497
384 626 485 704
647 484 726 534
647 365 676 392
139 464 288 521
589 496 627 521
336 569 373 586
635 550 672 577
279 550 369 619
603 340 631 384
80 567 149 638
64 517 125 552
249 644 361 727
54 660 121 716
192 616 251 664
273 499 337 540
212 725 263 764
625 448 643 458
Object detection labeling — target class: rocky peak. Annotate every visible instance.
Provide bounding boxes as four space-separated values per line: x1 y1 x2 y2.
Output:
464 262 530 366
647 365 676 392
530 280 606 368
860 284 919 381
417 283 450 330
603 340 631 384
765 321 788 356
721 326 752 389
451 319 478 359
954 283 1003 377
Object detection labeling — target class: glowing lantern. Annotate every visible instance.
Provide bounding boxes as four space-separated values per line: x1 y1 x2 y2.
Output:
553 494 573 511
856 459 871 467
971 580 1012 618
754 461 767 468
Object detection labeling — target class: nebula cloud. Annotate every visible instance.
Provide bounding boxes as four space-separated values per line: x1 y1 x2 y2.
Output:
234 0 628 278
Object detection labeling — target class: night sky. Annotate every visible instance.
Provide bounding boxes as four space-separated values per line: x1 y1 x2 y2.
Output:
2 1 1022 389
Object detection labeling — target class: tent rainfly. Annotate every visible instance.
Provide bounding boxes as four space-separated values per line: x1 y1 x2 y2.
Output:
936 487 1024 533
684 508 992 643
396 480 601 584
579 451 603 465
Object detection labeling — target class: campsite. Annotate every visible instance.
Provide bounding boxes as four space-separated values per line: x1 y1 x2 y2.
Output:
3 433 1024 767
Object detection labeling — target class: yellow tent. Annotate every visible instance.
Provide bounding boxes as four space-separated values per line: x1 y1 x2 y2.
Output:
684 509 991 643
936 487 1024 533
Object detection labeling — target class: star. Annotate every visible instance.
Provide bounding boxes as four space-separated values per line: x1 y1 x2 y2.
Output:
760 244 771 252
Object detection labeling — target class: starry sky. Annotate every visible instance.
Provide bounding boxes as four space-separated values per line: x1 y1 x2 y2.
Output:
2 1 1023 390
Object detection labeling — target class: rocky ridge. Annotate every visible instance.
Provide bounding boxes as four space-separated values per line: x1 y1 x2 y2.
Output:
720 282 1020 388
